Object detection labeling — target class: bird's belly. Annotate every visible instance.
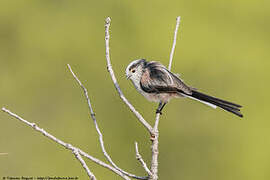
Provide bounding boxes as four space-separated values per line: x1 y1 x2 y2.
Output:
141 92 182 103
132 80 183 102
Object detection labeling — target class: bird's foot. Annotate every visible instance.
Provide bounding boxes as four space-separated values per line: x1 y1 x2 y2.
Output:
156 109 163 114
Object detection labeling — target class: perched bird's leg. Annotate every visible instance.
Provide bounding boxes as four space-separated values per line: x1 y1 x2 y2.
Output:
159 102 167 113
156 102 163 114
156 102 167 114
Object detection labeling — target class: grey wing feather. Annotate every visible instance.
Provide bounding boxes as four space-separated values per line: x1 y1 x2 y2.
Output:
140 61 192 95
167 70 192 94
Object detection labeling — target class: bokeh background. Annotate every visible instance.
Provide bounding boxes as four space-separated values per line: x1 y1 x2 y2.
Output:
1 0 269 179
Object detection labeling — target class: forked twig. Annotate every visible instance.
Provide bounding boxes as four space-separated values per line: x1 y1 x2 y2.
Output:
68 64 147 180
1 107 130 180
72 149 96 180
104 17 152 133
135 142 152 176
2 16 182 180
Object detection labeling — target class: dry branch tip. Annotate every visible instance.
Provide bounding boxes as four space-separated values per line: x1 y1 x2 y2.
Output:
106 17 111 24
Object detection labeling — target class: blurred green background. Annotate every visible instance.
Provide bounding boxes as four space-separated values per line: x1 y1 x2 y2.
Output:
0 0 269 179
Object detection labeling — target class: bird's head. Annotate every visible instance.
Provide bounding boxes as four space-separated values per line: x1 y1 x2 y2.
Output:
125 59 147 82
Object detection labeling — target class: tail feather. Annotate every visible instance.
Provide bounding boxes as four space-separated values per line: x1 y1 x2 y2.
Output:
186 90 243 118
192 91 242 108
217 104 243 117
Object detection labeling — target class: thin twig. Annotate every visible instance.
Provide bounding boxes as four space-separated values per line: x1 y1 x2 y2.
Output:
68 64 147 180
168 16 181 71
150 16 181 180
72 149 97 180
104 17 152 133
150 113 160 180
0 153 8 155
1 107 130 180
153 114 161 131
135 142 152 177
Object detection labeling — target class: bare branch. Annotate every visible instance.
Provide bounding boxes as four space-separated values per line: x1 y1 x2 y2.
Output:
2 16 183 180
68 64 147 180
67 64 95 117
72 149 97 180
135 142 152 177
168 16 181 71
153 114 161 131
150 16 181 180
150 113 160 180
1 107 130 180
104 17 152 133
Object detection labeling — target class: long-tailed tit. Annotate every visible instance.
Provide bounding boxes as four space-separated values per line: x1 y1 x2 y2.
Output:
126 59 243 117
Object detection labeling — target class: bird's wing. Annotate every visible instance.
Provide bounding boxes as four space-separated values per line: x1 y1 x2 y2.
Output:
140 61 192 95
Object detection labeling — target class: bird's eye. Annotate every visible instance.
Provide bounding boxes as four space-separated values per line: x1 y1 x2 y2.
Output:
131 69 136 73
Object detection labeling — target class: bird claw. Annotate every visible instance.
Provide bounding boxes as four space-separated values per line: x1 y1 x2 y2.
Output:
156 109 163 114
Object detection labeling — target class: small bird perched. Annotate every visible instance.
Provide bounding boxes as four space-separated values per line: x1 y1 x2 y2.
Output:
125 59 243 117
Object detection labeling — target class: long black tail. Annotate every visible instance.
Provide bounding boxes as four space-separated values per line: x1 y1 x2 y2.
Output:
187 90 243 118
